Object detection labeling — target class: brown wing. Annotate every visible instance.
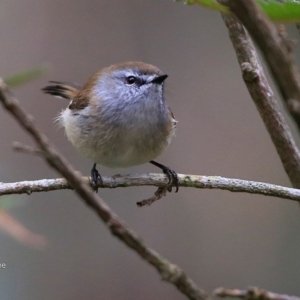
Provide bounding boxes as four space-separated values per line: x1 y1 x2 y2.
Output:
68 91 90 110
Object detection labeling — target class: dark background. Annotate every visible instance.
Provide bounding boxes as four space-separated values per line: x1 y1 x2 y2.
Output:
0 1 300 299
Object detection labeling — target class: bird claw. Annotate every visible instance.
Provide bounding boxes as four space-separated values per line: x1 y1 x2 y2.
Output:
150 160 179 193
90 164 103 192
163 167 179 193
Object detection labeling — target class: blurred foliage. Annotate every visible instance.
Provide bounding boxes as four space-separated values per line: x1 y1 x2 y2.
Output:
4 65 48 88
0 195 25 210
176 0 300 23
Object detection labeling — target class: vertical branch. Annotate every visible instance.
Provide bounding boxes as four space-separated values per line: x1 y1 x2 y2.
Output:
218 0 300 129
220 12 300 188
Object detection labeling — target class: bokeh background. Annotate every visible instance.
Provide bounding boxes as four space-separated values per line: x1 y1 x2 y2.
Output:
0 1 300 299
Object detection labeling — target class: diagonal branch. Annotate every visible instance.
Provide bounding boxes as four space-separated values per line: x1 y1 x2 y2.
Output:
220 11 300 189
1 174 300 203
0 79 209 300
218 0 300 131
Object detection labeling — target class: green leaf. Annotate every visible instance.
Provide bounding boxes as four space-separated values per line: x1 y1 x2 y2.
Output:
4 65 49 88
176 0 300 23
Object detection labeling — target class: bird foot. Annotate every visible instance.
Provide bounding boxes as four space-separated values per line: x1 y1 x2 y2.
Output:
90 164 103 192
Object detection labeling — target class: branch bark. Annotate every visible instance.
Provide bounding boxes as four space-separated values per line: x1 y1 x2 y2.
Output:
0 79 210 300
218 0 300 130
1 174 300 204
215 287 300 300
219 10 300 189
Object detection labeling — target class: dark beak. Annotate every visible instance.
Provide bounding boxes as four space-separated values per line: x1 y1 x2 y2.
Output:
151 74 168 84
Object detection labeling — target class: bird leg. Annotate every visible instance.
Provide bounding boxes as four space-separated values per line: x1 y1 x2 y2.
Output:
149 160 179 193
90 163 103 192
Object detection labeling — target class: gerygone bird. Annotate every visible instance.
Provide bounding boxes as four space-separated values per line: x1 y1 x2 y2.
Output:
42 61 178 192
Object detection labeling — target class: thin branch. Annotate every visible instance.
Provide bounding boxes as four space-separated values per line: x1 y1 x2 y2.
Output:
0 79 210 300
218 0 300 130
214 287 300 300
137 186 168 207
219 11 300 189
12 141 43 156
1 173 300 204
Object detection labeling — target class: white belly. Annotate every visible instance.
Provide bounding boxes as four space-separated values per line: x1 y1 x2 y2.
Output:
60 108 175 168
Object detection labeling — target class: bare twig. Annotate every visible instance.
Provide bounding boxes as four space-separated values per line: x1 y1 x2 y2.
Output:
218 0 300 130
137 187 168 207
220 12 300 189
215 287 300 300
1 173 300 204
0 79 209 300
12 141 42 156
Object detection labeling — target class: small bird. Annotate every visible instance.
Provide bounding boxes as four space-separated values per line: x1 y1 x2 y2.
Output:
42 61 179 192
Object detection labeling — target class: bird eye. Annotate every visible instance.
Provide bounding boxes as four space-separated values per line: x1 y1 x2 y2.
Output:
126 76 136 85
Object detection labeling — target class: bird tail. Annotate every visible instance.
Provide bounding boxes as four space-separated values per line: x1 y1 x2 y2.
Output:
42 81 81 100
